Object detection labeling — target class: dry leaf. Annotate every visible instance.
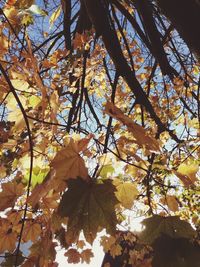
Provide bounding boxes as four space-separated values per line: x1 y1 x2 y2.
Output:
0 181 24 211
65 249 81 264
80 249 94 264
104 102 160 152
50 138 89 180
176 162 199 185
23 222 42 242
166 195 179 212
0 228 17 253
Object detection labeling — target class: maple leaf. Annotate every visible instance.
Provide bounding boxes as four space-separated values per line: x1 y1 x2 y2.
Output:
28 136 92 207
76 240 86 249
29 233 56 265
3 6 19 26
58 178 119 244
1 251 24 267
73 33 88 49
139 215 196 245
23 221 42 242
152 235 200 267
21 257 37 267
15 0 34 9
80 249 94 264
0 181 24 211
99 164 115 179
113 179 138 209
100 235 116 252
109 243 122 258
50 138 89 180
21 14 34 26
104 102 160 152
24 166 49 188
165 195 179 212
65 249 81 264
0 165 7 178
0 228 17 253
175 162 199 186
6 210 23 225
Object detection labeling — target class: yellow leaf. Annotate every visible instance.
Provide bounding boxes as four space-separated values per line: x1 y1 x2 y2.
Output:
166 195 179 212
49 5 62 27
177 162 199 183
6 94 27 132
174 161 199 186
104 102 160 152
8 108 25 132
11 78 29 91
21 14 34 26
113 180 138 209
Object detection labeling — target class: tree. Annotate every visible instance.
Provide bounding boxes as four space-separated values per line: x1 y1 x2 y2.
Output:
0 0 199 266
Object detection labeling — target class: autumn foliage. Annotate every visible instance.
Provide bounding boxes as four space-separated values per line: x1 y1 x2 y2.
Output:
0 0 199 266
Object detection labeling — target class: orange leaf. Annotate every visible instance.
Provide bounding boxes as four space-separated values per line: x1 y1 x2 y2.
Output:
77 133 94 152
166 195 179 212
50 138 89 180
23 222 42 242
0 229 17 253
104 102 160 152
0 181 24 211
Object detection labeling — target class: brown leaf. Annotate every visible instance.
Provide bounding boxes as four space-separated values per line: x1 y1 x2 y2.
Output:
65 248 81 264
81 249 94 264
174 171 194 187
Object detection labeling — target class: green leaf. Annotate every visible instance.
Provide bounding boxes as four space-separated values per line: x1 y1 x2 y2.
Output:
99 164 115 179
29 95 41 108
58 178 119 244
24 167 49 187
139 215 196 244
